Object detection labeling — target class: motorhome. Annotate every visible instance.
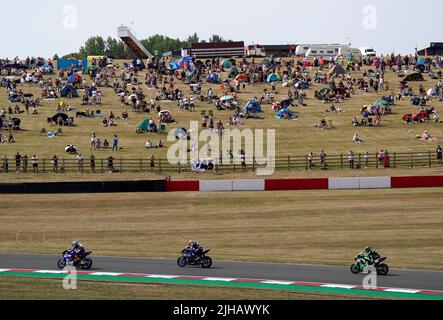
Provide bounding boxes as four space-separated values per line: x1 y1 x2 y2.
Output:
296 44 350 57
338 47 362 58
359 47 377 57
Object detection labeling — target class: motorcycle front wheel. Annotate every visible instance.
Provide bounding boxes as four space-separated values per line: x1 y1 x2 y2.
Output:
177 256 187 268
201 257 213 269
57 258 67 269
350 264 360 274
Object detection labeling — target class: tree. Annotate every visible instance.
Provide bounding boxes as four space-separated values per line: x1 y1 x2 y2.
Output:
185 32 199 45
209 34 224 43
79 36 106 57
105 37 128 59
140 35 184 57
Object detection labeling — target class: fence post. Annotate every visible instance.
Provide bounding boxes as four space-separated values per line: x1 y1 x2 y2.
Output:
61 158 65 173
429 151 432 168
120 158 123 173
410 152 413 168
393 153 397 168
358 153 361 169
100 159 104 173
178 162 181 174
139 159 142 172
159 158 162 173
340 154 343 169
252 156 256 173
288 156 290 171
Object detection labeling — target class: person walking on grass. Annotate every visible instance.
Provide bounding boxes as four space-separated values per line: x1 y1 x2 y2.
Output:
51 155 58 173
31 155 38 173
90 154 96 172
22 155 28 173
112 135 118 151
437 145 443 165
348 150 355 169
90 132 97 151
15 152 21 172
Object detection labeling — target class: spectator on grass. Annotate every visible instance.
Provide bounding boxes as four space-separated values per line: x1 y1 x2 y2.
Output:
22 155 28 173
2 155 8 173
112 135 118 151
348 151 355 169
90 154 96 172
32 155 38 173
307 152 313 170
15 152 21 172
76 154 84 172
436 145 443 165
51 155 58 173
353 132 363 144
320 150 327 169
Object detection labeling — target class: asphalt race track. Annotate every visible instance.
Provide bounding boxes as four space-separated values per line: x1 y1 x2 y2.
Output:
0 254 442 291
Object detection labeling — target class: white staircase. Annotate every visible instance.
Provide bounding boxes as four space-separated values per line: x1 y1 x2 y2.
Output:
118 26 153 60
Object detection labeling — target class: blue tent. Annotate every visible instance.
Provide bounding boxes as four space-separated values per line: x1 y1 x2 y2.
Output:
67 74 77 83
294 81 309 89
267 73 281 83
275 108 297 120
170 61 180 70
61 85 78 98
206 73 221 83
180 56 193 64
417 58 426 65
243 100 262 114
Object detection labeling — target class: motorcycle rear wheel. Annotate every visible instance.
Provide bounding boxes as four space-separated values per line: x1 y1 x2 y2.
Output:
377 264 389 276
201 257 213 269
81 258 93 270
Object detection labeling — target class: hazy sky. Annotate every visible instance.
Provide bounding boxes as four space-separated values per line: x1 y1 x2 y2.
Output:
1 0 441 58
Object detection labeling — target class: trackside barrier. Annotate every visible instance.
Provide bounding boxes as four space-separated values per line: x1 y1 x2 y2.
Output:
199 180 233 192
265 179 329 191
328 178 360 190
359 177 391 189
391 176 443 188
232 179 265 191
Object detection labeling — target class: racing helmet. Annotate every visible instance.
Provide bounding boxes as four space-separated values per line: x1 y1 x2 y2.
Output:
365 246 373 253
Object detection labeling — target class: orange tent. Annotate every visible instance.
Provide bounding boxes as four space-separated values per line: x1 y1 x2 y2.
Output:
235 74 248 82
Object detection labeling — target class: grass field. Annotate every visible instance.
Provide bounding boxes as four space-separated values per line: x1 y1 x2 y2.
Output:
0 277 375 300
1 188 442 270
1 59 442 166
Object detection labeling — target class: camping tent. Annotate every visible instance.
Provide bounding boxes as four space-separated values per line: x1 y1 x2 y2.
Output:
235 74 248 82
294 81 309 89
221 95 234 102
229 67 239 78
52 113 69 123
427 88 438 96
138 119 150 132
329 65 346 76
206 73 221 83
372 59 382 68
61 85 78 97
280 99 294 109
403 73 425 82
170 61 180 70
275 108 297 120
267 73 281 83
243 100 262 113
175 128 189 140
221 60 233 68
373 99 391 106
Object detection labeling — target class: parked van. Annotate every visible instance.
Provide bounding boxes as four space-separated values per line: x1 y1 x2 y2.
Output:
359 47 377 57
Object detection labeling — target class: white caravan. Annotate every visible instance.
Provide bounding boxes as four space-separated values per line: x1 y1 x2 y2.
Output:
297 44 350 57
338 47 363 58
